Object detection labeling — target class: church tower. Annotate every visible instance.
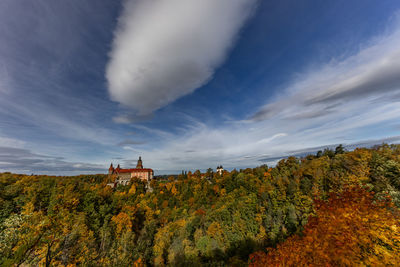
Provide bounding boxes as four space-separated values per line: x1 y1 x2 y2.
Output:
136 156 143 169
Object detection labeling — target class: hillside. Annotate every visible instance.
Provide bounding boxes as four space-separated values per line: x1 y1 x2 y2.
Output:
1 144 400 266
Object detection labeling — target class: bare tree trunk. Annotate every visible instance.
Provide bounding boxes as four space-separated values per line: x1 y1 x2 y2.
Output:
45 240 54 267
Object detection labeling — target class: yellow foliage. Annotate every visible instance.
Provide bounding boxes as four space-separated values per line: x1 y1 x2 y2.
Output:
188 197 195 206
171 185 178 195
111 212 132 236
257 225 267 240
166 183 172 191
220 188 226 196
129 184 136 194
207 222 225 245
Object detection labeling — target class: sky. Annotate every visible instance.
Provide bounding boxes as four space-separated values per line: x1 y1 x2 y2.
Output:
1 0 400 175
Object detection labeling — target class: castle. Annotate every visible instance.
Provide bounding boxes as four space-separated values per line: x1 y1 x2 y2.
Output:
107 157 154 187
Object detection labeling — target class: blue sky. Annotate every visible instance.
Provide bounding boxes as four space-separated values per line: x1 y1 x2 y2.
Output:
1 0 400 175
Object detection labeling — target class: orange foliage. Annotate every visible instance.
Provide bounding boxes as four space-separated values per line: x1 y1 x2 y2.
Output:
171 185 178 195
213 185 220 194
263 168 274 181
111 212 132 236
162 200 169 208
188 197 195 206
133 257 144 267
195 209 206 216
249 187 400 266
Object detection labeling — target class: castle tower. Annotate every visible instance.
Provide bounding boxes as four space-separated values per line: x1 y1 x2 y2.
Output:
108 163 114 175
216 165 224 175
136 156 143 169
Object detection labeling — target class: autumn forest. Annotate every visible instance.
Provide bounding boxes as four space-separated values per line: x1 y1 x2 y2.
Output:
1 144 400 266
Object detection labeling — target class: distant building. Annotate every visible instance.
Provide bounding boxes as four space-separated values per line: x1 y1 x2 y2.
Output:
216 165 224 175
107 157 154 187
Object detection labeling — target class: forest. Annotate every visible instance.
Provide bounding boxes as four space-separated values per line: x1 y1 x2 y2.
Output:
1 144 400 266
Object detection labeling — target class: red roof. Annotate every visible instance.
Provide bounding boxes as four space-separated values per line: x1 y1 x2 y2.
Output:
116 168 153 173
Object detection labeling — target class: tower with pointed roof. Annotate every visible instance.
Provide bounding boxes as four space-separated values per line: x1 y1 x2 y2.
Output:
216 165 224 175
136 156 143 169
108 163 114 175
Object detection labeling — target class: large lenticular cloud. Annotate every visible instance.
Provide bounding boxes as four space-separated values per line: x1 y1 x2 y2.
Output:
106 0 257 115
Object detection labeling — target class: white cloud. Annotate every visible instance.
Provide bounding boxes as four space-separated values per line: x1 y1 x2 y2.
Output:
0 145 106 175
137 101 400 171
252 21 400 121
0 0 125 147
258 133 288 144
128 22 400 171
0 136 25 148
106 0 257 115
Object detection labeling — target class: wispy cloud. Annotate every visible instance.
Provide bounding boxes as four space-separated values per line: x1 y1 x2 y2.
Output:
131 21 400 171
106 0 258 115
252 20 400 121
117 139 146 147
0 146 105 174
113 113 154 124
0 1 124 144
0 1 132 173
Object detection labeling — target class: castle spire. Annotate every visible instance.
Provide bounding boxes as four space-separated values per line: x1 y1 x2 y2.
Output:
108 163 114 175
136 156 143 169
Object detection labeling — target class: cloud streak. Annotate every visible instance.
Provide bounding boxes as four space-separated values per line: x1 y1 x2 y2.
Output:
129 22 400 171
252 22 400 121
0 146 105 174
117 139 146 147
106 0 257 115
